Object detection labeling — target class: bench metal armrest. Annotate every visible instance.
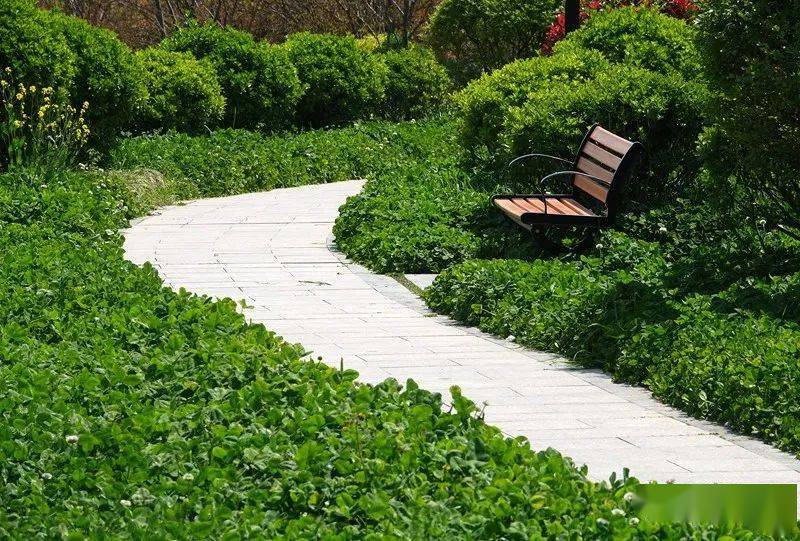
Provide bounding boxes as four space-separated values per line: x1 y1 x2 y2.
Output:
541 170 608 185
507 154 573 195
508 153 573 168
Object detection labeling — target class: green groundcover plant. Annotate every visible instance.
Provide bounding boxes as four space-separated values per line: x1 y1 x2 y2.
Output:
426 225 800 457
4 121 781 538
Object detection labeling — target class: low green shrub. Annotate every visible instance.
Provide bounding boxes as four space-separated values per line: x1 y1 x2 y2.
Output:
426 235 673 367
51 12 146 143
0 0 144 142
379 46 451 120
162 22 303 130
136 48 225 133
553 7 702 79
698 0 800 229
499 64 708 206
284 33 387 127
456 48 610 168
0 0 76 94
426 0 561 84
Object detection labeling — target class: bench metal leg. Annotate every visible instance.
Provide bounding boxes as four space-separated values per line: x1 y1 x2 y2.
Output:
531 227 598 254
531 227 564 254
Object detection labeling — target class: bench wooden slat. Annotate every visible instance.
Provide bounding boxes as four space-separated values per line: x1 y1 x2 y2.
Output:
581 141 622 170
576 156 614 185
547 199 577 216
555 198 594 216
589 126 633 155
573 175 609 203
496 196 597 219
513 198 545 213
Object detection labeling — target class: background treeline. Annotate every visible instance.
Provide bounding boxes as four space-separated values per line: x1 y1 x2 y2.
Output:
37 0 442 49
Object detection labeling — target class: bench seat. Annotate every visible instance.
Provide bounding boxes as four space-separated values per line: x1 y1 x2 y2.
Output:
492 194 606 228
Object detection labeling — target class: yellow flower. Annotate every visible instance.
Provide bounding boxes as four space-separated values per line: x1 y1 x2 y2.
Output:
28 85 36 93
0 80 7 88
4 67 11 74
15 93 23 100
13 120 22 128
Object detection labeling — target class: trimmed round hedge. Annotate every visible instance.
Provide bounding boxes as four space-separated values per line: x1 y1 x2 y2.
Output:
456 47 611 169
1 0 144 141
284 32 387 127
553 7 702 79
135 48 225 133
0 0 76 93
426 0 561 84
379 46 451 120
501 64 708 205
51 13 146 144
161 22 303 130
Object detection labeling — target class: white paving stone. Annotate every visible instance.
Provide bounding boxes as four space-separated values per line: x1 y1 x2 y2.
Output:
123 179 800 507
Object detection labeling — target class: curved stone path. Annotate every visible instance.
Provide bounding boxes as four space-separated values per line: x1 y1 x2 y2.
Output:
123 180 800 492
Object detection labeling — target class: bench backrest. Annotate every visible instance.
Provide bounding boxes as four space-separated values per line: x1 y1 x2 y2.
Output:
572 124 643 220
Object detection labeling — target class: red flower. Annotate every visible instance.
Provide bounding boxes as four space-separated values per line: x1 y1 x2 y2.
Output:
540 0 698 55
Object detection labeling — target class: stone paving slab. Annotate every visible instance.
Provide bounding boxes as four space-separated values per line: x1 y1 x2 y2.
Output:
123 180 800 508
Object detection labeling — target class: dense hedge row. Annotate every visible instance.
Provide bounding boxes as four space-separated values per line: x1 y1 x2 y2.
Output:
1 1 451 143
109 117 459 199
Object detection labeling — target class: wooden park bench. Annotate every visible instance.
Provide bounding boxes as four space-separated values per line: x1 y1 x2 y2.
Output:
492 124 643 251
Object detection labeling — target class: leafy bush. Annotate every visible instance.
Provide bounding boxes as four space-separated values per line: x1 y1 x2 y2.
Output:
426 0 561 84
0 0 76 94
456 48 610 167
426 258 619 358
698 0 800 230
135 48 225 133
0 1 143 143
379 46 451 120
426 233 673 367
50 12 146 143
542 1 700 56
463 62 708 207
552 7 702 79
284 33 387 127
162 21 302 130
